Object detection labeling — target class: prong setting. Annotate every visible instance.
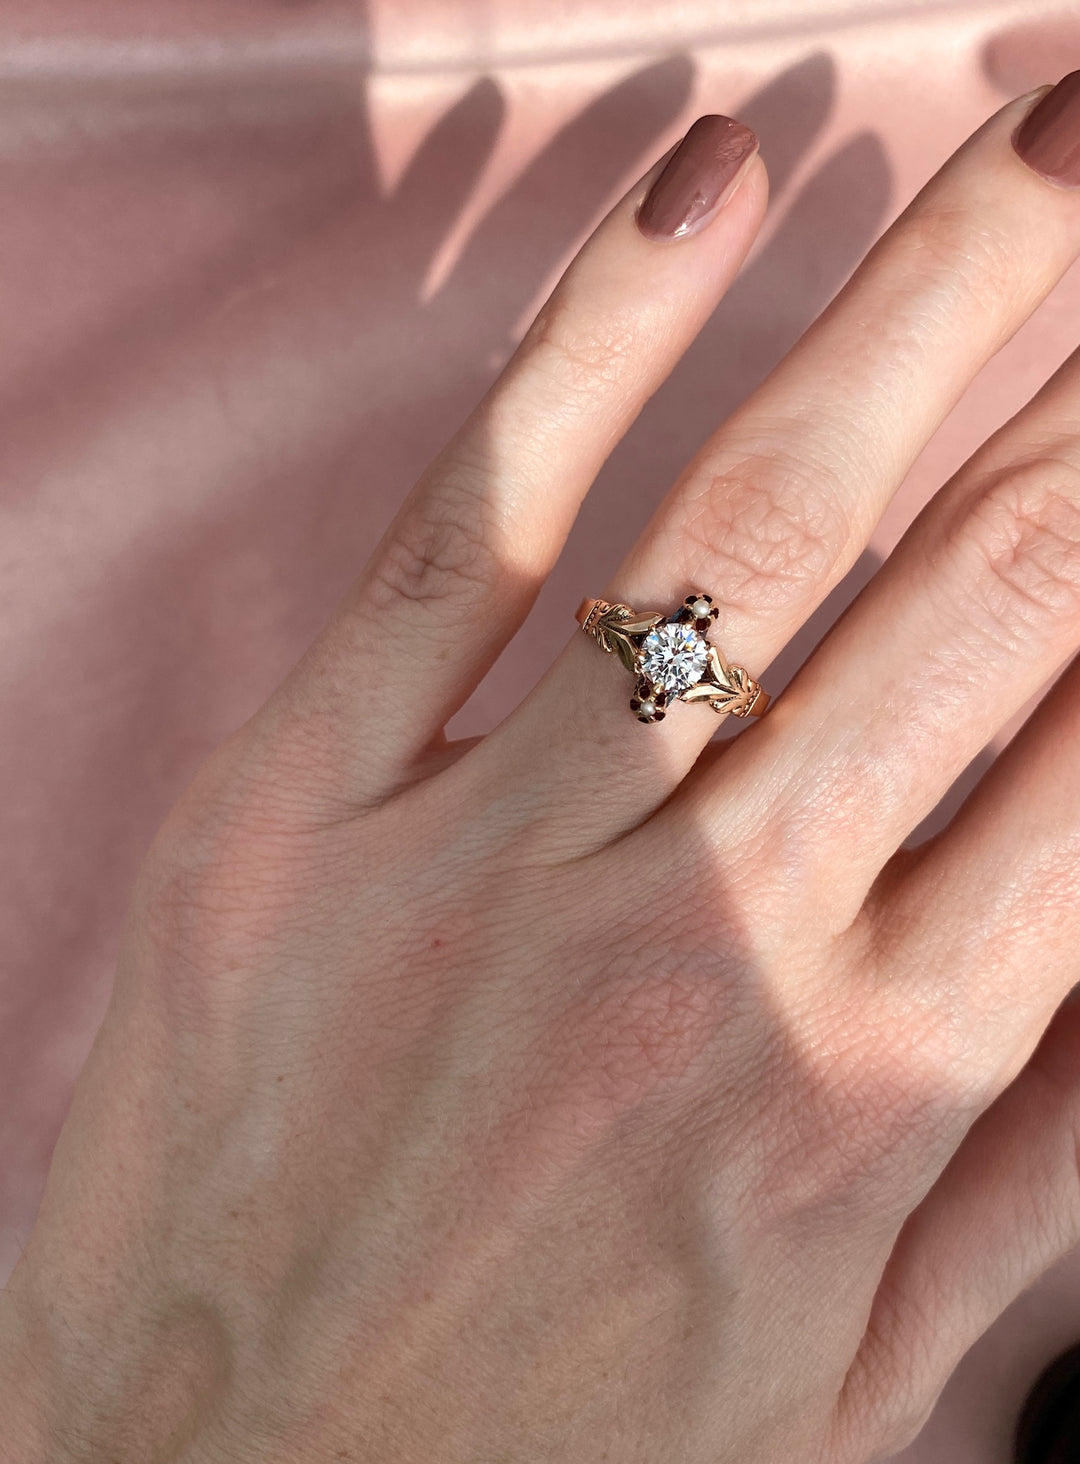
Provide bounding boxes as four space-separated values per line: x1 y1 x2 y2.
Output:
629 679 668 723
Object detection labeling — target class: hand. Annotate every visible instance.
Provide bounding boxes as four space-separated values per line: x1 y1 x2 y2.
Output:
5 82 1080 1464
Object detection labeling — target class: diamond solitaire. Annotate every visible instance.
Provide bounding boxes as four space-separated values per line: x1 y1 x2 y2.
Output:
639 620 709 695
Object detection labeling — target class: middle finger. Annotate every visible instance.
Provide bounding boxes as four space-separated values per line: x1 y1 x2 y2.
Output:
474 80 1080 851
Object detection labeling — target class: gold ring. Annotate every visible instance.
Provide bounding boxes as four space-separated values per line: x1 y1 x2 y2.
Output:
575 592 770 724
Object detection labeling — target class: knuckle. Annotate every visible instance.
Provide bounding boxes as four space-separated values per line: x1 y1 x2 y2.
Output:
881 1399 938 1460
961 457 1080 638
141 820 288 954
769 973 996 1213
680 448 850 615
851 983 1003 1136
524 294 639 398
368 473 502 616
840 1356 939 1463
878 1404 938 1461
134 768 337 1005
1021 1029 1080 1256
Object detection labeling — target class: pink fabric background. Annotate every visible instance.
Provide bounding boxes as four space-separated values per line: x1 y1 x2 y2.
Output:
3 2 1080 1456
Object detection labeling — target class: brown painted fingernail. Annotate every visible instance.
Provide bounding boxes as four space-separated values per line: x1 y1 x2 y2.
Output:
636 114 759 242
1013 70 1080 186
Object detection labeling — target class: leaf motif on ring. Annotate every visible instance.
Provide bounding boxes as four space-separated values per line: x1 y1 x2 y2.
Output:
681 656 755 715
711 665 756 716
611 634 640 675
593 604 664 666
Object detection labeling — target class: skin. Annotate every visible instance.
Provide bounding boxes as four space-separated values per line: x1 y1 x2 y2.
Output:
4 85 1080 1463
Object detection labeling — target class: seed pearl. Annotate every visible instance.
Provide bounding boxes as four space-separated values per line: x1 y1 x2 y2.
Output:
639 698 656 717
691 598 710 618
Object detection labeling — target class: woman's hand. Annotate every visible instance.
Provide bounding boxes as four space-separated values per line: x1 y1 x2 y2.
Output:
5 81 1080 1464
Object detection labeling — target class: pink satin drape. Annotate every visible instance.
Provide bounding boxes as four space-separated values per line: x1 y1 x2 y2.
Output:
3 4 1079 1457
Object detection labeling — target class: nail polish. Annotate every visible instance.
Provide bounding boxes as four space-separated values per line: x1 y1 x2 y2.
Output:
636 115 759 242
1013 70 1080 186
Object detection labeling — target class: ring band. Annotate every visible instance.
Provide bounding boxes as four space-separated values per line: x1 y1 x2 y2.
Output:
575 592 770 724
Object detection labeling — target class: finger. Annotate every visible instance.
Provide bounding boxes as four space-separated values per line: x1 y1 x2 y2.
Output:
441 54 694 344
704 330 1080 921
265 111 767 805
480 81 1080 849
866 639 1080 1025
830 988 1080 1462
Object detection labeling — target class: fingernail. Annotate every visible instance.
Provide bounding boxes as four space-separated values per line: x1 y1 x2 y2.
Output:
636 114 759 242
1013 70 1080 186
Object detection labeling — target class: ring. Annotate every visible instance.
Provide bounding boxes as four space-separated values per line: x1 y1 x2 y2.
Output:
575 591 770 724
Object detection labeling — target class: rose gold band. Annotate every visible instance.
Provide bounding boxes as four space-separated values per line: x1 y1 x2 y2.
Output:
575 593 770 724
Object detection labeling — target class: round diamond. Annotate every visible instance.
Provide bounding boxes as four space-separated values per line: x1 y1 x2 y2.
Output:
639 619 709 694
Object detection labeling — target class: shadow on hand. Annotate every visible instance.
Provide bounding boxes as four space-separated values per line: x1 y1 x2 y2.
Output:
2 23 982 1277
0 21 692 1272
461 52 894 729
